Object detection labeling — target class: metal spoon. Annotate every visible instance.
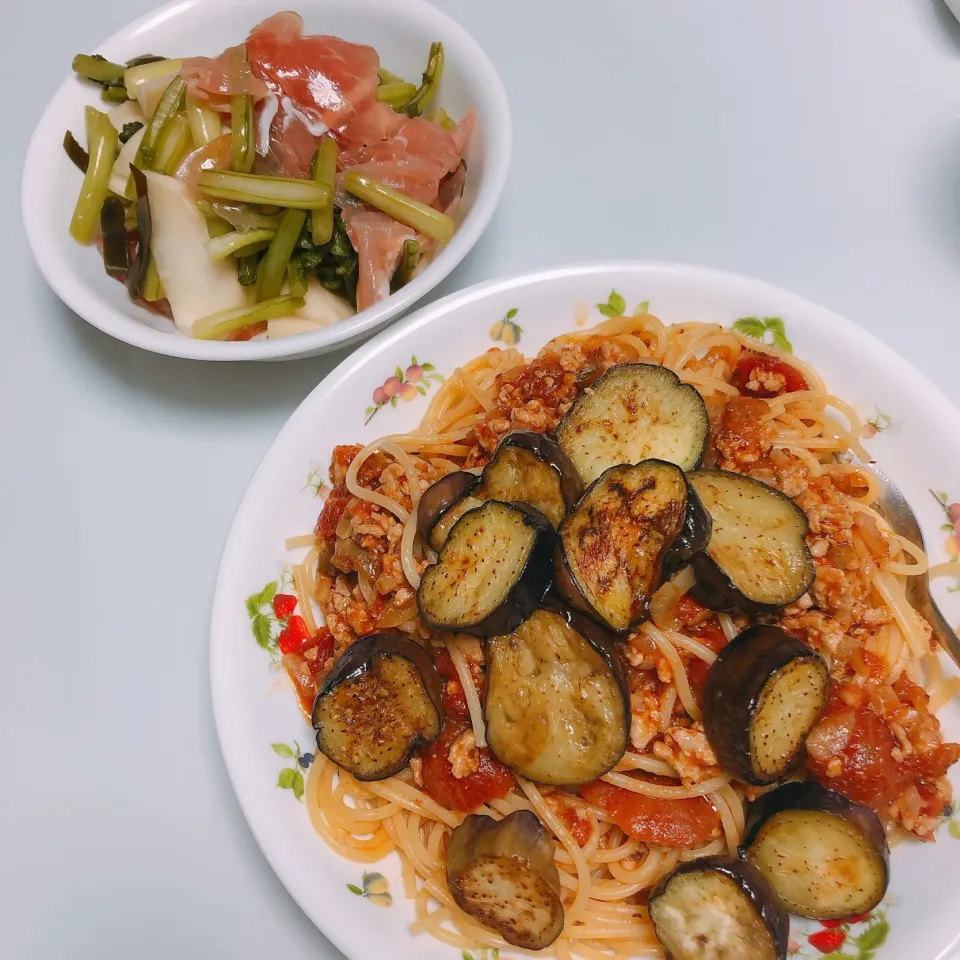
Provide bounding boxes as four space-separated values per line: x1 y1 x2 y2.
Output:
839 452 960 667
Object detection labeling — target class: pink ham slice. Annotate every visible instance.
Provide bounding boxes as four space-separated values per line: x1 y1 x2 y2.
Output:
246 11 380 131
342 209 416 311
181 45 269 111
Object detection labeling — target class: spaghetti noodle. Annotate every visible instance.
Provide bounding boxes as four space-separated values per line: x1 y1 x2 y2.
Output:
279 312 960 958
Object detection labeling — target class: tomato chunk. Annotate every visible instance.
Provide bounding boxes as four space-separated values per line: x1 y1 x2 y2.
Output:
420 720 514 812
731 353 809 398
807 694 912 809
580 780 721 847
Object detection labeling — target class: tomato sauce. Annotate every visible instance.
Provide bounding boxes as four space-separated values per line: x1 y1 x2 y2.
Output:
420 720 514 812
581 780 721 847
730 353 809 398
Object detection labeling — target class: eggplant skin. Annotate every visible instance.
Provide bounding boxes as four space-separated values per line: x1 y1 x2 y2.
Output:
660 477 712 582
417 501 556 637
446 811 564 950
687 470 815 614
741 781 889 919
555 460 689 632
484 598 630 785
497 431 584 510
311 632 445 781
704 625 830 785
649 856 788 960
416 471 480 543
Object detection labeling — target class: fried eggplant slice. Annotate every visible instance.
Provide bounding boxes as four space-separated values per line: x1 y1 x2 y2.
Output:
446 810 564 949
555 363 709 483
417 432 582 550
417 501 555 636
485 600 629 785
311 632 444 781
555 460 689 631
687 469 815 612
704 625 830 785
741 781 889 919
649 856 788 960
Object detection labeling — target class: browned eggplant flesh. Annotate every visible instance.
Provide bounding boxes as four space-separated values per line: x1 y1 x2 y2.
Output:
555 363 709 483
418 432 583 550
742 781 889 919
687 470 815 612
485 602 629 785
648 856 788 960
446 810 564 949
704 625 830 785
555 460 689 631
311 632 444 781
417 500 555 636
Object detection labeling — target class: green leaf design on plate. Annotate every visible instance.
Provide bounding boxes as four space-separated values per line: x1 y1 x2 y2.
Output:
733 316 793 353
634 300 650 315
292 769 305 800
732 316 766 337
277 768 296 789
246 594 260 618
506 307 519 320
854 913 889 957
252 614 273 651
347 883 363 895
949 820 960 839
258 582 277 607
271 743 294 758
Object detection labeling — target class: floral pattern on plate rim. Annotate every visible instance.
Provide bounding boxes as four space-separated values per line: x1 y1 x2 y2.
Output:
365 355 445 425
347 871 392 908
788 907 891 958
271 741 313 802
489 308 522 345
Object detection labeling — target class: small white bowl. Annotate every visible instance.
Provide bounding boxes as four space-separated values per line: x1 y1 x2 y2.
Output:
21 0 510 361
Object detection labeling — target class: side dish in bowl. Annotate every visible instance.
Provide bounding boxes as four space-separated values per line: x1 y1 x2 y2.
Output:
22 0 510 360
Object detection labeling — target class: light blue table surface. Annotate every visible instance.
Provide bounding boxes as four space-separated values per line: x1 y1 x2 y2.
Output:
4 1 960 956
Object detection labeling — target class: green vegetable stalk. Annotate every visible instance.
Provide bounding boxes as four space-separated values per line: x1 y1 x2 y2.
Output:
343 171 455 242
139 74 186 167
258 209 308 300
72 53 126 87
69 108 118 244
198 170 330 209
231 94 255 173
391 239 421 290
310 138 339 245
377 81 417 109
152 114 191 175
193 294 305 340
206 228 277 261
186 95 223 146
237 255 258 287
403 42 444 119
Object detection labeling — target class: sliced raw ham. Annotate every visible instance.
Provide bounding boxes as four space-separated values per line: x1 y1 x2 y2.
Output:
338 101 404 147
342 209 415 310
175 134 232 188
181 45 269 111
338 111 476 206
262 113 324 179
246 12 380 131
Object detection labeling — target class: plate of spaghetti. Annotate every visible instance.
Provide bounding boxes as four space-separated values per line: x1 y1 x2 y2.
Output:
211 262 960 960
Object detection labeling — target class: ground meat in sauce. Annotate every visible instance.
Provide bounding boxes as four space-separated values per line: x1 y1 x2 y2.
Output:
299 351 960 839
467 338 633 463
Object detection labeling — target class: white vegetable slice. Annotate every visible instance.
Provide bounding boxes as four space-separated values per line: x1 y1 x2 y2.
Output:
108 127 145 199
107 100 146 132
266 280 356 337
143 172 247 335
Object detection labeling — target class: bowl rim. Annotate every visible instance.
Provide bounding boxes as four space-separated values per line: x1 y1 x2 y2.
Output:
20 0 512 362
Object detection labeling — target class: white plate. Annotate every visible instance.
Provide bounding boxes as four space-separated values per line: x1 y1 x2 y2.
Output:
210 262 960 960
21 0 510 361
